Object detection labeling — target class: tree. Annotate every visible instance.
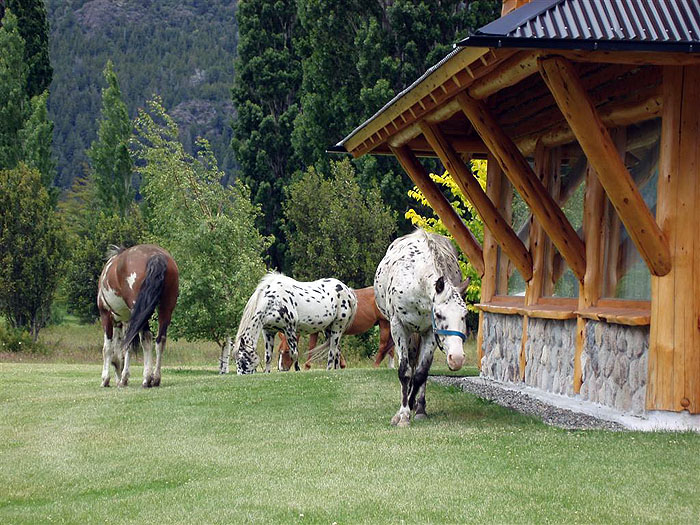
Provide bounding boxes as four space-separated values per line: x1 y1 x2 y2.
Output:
283 158 396 288
3 0 52 98
134 97 270 352
19 90 55 192
0 164 67 340
405 159 487 312
87 60 134 218
0 8 27 170
231 0 302 270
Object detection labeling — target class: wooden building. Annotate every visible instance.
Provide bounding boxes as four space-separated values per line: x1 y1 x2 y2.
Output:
333 0 700 420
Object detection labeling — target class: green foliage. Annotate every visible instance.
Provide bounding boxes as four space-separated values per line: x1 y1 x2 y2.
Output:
283 158 396 288
62 210 145 323
231 0 302 270
87 61 134 218
19 90 55 192
3 0 52 98
406 160 487 311
0 9 27 170
134 97 269 349
0 320 45 353
0 164 67 340
45 0 238 188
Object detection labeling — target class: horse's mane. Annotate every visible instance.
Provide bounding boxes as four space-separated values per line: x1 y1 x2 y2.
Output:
105 245 125 260
234 272 280 346
413 229 459 278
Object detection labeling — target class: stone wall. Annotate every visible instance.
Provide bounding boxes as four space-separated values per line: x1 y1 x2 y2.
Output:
524 318 576 397
481 312 522 383
579 321 649 414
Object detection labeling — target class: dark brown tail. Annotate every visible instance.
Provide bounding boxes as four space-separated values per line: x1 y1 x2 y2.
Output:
122 254 168 350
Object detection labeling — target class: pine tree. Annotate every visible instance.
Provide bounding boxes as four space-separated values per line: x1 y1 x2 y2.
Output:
4 0 52 98
0 164 67 340
231 0 302 270
19 90 55 192
0 9 28 170
87 60 134 218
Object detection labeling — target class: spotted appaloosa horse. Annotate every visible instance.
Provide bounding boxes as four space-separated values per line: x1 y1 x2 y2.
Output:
374 229 469 427
97 244 179 388
277 286 394 370
223 272 358 374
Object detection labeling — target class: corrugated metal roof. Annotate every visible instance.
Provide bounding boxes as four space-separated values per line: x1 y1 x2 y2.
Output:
459 0 700 52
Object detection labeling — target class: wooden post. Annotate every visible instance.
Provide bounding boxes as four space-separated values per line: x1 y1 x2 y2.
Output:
648 65 700 413
477 155 505 368
391 146 485 277
538 56 671 277
419 121 533 281
456 91 587 281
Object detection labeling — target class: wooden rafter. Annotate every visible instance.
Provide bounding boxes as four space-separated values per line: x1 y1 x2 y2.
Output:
419 121 533 282
455 91 587 280
469 51 540 100
538 56 671 277
391 146 485 276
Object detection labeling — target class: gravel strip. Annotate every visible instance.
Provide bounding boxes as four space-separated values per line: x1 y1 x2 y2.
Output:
430 375 626 431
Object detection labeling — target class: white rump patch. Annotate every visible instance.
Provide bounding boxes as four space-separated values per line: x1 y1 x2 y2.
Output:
127 272 137 290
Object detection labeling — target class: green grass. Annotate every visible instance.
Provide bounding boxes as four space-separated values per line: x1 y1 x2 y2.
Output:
1 359 700 523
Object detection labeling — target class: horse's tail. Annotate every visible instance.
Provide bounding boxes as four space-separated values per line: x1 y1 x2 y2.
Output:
235 273 277 347
122 254 168 350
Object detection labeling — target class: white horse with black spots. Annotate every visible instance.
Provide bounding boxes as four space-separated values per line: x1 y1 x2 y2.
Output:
222 272 358 374
374 229 469 427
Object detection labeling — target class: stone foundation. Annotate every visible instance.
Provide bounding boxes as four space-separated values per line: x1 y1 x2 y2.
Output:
524 318 576 397
579 321 649 415
480 312 650 415
481 312 522 383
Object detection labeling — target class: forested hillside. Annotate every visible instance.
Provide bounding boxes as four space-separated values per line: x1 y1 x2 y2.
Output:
46 0 237 188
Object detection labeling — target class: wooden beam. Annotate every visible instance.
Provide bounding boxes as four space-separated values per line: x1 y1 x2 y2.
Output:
468 51 540 100
555 49 700 67
538 56 671 277
455 91 587 280
419 121 533 282
391 145 485 276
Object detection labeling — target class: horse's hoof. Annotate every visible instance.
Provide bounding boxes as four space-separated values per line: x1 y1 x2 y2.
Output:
118 380 128 388
152 377 161 387
304 363 311 370
414 412 428 421
397 418 411 428
142 379 152 388
101 381 110 388
390 414 401 426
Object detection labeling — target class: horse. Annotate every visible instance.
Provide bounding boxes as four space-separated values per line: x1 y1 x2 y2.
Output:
224 272 358 374
374 229 469 427
97 244 179 388
277 286 395 370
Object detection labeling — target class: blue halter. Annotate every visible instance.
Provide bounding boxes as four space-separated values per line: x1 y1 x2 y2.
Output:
431 308 467 343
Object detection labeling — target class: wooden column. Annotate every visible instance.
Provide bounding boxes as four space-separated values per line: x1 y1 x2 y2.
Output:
477 155 505 368
648 65 700 413
391 145 485 277
539 56 671 277
573 164 608 392
456 92 587 281
419 121 533 281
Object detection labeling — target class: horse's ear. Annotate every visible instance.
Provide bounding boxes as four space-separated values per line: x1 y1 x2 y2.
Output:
435 276 445 294
458 278 471 298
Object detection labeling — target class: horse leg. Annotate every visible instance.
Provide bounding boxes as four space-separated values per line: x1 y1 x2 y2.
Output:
263 329 275 373
326 329 344 370
412 336 435 420
389 321 415 427
100 312 114 387
373 320 394 368
220 337 232 374
141 330 154 388
304 333 317 369
283 329 300 371
118 324 131 387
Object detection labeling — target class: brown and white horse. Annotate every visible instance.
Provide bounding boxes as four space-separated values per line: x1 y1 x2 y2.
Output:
277 286 395 370
97 244 179 388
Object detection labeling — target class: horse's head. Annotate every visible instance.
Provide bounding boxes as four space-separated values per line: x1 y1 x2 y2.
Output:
432 276 469 371
277 337 294 371
235 337 260 375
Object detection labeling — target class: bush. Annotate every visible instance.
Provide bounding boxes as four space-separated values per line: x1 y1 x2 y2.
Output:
0 322 45 353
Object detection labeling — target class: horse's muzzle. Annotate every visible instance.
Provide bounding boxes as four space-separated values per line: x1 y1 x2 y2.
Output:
447 352 465 371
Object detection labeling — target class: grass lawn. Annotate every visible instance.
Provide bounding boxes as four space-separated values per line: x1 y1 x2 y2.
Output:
1 353 700 524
